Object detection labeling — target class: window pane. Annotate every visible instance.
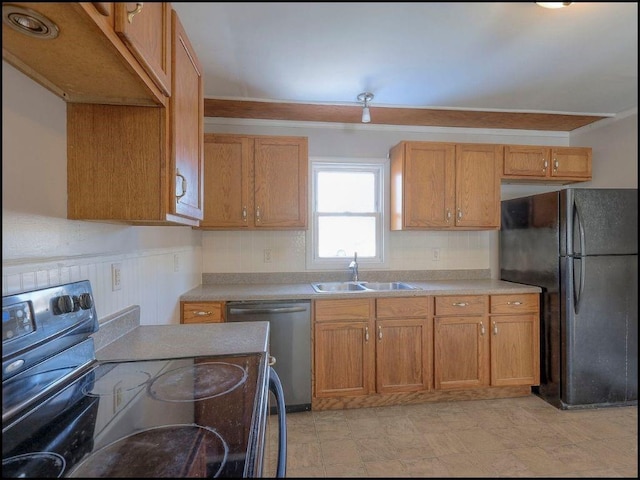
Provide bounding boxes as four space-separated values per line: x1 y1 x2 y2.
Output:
317 171 375 212
318 216 376 257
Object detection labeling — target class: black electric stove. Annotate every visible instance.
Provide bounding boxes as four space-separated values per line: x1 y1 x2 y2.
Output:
2 281 285 478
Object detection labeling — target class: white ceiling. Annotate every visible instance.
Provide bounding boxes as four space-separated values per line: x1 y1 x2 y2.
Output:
172 2 637 118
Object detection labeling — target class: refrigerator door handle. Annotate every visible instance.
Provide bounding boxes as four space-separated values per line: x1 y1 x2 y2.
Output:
573 257 586 315
573 199 586 257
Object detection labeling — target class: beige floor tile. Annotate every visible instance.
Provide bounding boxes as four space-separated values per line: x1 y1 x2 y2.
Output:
274 396 638 478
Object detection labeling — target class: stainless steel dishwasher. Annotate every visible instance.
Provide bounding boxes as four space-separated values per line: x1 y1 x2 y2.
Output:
226 300 311 412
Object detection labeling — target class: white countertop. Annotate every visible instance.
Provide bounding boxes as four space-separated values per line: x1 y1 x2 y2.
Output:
96 322 270 362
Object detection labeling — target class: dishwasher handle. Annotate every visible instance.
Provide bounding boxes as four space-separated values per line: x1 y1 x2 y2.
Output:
228 306 308 315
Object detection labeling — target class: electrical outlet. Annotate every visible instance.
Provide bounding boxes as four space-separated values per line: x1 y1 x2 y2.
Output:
113 380 123 413
111 263 122 291
264 249 272 263
432 248 441 262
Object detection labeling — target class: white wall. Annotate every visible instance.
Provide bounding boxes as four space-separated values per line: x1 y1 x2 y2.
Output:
201 119 575 277
4 59 637 311
2 62 202 325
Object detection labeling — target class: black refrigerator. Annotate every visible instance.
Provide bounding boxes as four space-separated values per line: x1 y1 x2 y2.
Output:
500 188 637 409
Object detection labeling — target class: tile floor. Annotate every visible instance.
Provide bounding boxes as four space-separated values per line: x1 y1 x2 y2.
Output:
266 395 637 477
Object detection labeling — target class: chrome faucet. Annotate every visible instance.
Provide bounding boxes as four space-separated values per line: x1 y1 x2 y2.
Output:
348 252 359 282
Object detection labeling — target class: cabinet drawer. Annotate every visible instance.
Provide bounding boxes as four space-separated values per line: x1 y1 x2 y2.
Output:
490 294 539 314
376 297 431 318
314 299 372 322
434 295 487 316
181 302 224 324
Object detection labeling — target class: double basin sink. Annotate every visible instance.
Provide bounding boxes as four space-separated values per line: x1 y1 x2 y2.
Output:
311 281 421 293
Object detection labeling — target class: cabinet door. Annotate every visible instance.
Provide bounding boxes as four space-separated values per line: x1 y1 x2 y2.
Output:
253 137 308 228
550 147 592 180
503 145 551 178
115 2 172 96
201 135 252 228
455 144 501 228
314 321 374 397
170 11 203 221
376 318 431 393
433 316 489 390
490 314 539 386
395 142 456 228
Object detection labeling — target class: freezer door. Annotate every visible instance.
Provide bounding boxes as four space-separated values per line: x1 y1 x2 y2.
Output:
561 254 638 407
562 189 638 256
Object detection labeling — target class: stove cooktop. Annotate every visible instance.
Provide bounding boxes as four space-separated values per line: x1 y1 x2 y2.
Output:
2 352 269 478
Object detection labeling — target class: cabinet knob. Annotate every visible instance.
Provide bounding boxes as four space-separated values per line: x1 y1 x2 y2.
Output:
127 2 144 23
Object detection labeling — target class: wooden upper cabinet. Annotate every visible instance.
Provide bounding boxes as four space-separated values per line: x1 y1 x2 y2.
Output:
503 145 592 183
199 134 308 230
170 9 204 221
114 2 172 97
66 7 203 225
390 141 501 230
2 2 166 105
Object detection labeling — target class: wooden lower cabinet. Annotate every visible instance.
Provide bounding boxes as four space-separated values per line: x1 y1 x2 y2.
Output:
313 297 431 398
433 294 540 390
375 297 431 394
180 301 225 324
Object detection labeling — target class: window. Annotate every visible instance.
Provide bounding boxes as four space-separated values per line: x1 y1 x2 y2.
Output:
308 158 387 269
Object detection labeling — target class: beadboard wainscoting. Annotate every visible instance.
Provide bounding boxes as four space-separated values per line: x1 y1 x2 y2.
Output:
2 247 201 326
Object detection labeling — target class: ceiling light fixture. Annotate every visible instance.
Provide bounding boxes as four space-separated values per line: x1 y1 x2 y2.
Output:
536 2 572 8
357 92 374 123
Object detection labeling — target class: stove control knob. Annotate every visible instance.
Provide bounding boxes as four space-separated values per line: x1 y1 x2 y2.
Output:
78 293 94 310
56 295 75 314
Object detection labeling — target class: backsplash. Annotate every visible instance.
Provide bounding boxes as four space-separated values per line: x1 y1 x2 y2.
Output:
2 247 201 326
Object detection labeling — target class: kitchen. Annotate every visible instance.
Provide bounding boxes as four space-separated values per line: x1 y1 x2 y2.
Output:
2 2 637 478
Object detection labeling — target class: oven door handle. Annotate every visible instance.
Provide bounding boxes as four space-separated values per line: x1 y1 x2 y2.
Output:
268 366 287 478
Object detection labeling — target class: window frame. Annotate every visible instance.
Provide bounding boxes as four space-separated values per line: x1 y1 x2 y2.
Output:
306 157 389 270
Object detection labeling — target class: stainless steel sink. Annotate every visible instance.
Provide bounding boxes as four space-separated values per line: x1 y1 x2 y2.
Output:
311 282 368 293
311 281 421 293
361 281 421 291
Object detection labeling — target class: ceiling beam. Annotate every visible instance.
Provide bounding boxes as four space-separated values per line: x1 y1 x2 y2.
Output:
203 99 607 132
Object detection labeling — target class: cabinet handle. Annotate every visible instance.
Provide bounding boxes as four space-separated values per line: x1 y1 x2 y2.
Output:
480 322 485 336
365 326 369 342
452 302 468 307
127 2 144 23
269 355 277 366
194 311 212 316
507 301 523 306
457 209 463 221
242 206 248 222
256 206 261 222
553 158 559 173
543 159 548 172
446 209 452 223
493 321 498 335
378 325 383 341
176 170 187 201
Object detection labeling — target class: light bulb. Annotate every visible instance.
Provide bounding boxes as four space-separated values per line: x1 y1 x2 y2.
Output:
361 106 371 123
536 2 572 8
